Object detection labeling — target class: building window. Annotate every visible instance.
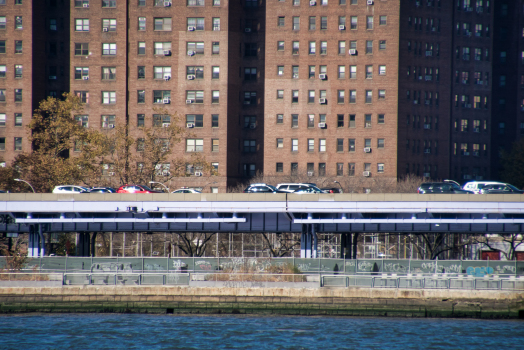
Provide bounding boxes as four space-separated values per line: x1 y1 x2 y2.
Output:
338 41 346 55
379 40 386 50
319 139 326 152
138 66 145 79
292 114 298 127
365 90 372 103
102 43 116 55
75 91 89 103
187 17 205 31
309 16 316 30
137 90 145 103
277 114 284 124
15 16 22 30
102 19 116 32
156 42 172 55
102 0 116 7
366 65 373 79
320 41 327 54
154 18 172 31
137 114 145 127
243 140 256 153
213 66 221 79
244 91 257 104
102 91 116 104
74 67 89 79
278 16 285 27
186 139 204 152
212 114 219 127
75 19 89 31
276 163 283 173
186 114 204 128
338 66 345 79
278 66 284 76
15 41 22 54
292 139 298 151
0 17 5 30
212 42 220 54
293 16 300 30
380 16 387 25
14 137 22 151
188 0 205 5
378 65 386 76
212 139 219 152
366 40 373 54
349 91 356 103
101 115 116 129
212 90 220 103
321 16 327 30
0 113 5 126
244 164 256 177
336 139 344 152
14 89 22 102
292 41 299 55
309 65 316 78
244 67 256 80
350 16 357 30
337 90 345 103
213 18 220 31
308 139 314 152
186 66 204 79
0 41 5 54
349 139 355 152
277 138 284 148
377 163 384 173
137 42 146 55
245 43 257 57
350 65 357 79
307 114 314 127
366 16 373 30
75 0 90 6
186 90 204 103
378 114 385 124
292 90 299 103
378 90 386 100
154 90 171 103
377 139 384 149
336 163 343 176
277 41 284 51
102 67 116 80
308 91 315 103
309 42 316 55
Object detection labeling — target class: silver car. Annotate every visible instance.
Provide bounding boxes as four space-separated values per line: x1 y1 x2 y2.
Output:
52 185 89 194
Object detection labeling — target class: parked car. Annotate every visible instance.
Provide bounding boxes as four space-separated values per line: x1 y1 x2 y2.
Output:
293 187 324 194
320 187 343 194
462 181 506 194
85 187 117 193
52 185 90 194
116 185 162 193
172 188 202 194
243 183 285 193
479 184 524 194
276 183 326 193
417 182 473 194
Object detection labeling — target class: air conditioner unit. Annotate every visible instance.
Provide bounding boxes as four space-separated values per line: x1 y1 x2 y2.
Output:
249 123 256 129
103 27 108 32
339 25 345 30
194 171 202 177
424 124 431 129
187 75 195 80
186 123 194 128
423 173 431 178
364 147 372 153
319 98 326 104
109 172 115 176
83 3 89 7
243 101 251 105
318 122 326 128
186 99 193 104
473 127 480 133
187 50 195 56
82 76 89 80
463 174 472 180
163 98 171 104
108 124 114 128
293 74 299 79
473 151 480 157
164 75 171 81
49 76 56 80
349 49 357 55
463 152 470 156
188 26 195 31
163 50 171 56
164 1 172 6
367 0 374 4
162 123 171 127
319 74 326 80
245 28 251 33
309 0 316 5
363 171 371 177
424 149 431 154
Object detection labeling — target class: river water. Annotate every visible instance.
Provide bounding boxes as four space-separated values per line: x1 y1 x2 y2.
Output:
0 314 522 349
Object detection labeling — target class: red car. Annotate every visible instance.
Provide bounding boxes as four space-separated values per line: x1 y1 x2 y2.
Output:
116 185 162 193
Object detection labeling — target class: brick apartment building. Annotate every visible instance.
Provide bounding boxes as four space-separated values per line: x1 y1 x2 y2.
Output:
0 0 520 191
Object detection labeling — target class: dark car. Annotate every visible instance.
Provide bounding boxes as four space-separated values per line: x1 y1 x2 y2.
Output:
320 187 343 194
243 183 286 193
479 184 524 194
418 182 473 194
86 187 117 193
116 185 162 193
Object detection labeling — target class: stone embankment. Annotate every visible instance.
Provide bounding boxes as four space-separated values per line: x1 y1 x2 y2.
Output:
0 286 523 318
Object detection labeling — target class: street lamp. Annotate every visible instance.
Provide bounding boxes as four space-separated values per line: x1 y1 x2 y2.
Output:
14 178 35 193
149 181 169 193
334 181 343 193
203 181 217 193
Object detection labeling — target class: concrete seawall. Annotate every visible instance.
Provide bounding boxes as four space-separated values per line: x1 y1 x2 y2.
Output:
1 286 523 318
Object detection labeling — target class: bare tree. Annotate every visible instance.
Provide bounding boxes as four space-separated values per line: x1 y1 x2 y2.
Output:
260 232 300 257
471 234 524 260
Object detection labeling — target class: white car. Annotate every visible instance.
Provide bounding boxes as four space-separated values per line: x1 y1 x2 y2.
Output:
52 185 89 194
171 188 201 194
462 181 505 194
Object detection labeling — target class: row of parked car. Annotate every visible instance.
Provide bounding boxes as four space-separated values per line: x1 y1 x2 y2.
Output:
242 183 343 193
417 180 524 194
52 185 202 194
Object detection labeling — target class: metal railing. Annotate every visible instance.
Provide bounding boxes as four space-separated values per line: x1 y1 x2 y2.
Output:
321 274 524 291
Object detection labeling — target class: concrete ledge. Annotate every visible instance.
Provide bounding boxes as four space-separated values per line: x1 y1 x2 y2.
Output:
0 286 522 318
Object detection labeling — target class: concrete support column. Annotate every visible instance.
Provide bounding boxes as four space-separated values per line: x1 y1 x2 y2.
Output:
76 232 91 257
300 225 307 258
28 226 37 258
90 232 98 257
38 224 45 257
312 224 318 259
340 233 346 259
